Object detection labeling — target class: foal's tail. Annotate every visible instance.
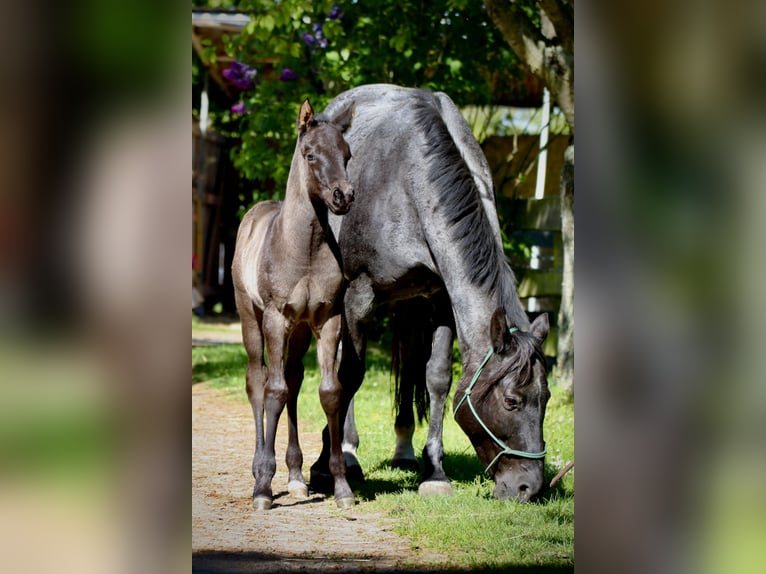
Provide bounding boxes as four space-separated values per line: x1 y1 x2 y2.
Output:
391 300 431 425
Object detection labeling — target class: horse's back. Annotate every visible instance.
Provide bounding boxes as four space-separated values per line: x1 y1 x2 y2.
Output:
324 85 496 291
232 200 281 311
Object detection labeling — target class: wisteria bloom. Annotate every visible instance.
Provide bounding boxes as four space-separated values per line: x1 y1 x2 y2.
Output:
279 68 299 82
328 4 343 21
230 101 247 114
311 22 329 49
222 61 257 91
301 32 315 47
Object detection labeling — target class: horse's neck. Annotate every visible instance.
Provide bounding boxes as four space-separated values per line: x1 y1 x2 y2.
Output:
433 236 529 366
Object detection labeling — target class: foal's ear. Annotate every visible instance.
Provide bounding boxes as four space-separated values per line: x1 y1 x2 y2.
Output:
529 313 550 343
333 101 355 133
490 308 514 355
297 99 315 134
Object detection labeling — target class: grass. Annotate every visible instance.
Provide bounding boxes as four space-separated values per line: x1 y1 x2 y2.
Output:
192 321 574 571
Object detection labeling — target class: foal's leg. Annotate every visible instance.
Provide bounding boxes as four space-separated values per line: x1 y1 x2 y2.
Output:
316 313 355 508
311 279 371 491
252 305 290 510
234 291 267 495
419 322 455 496
284 324 311 498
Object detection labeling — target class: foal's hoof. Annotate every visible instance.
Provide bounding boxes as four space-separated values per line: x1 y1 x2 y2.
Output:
252 496 273 511
418 481 453 497
335 496 356 509
287 480 309 499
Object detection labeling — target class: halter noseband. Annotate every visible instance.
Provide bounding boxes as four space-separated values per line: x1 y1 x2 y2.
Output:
453 327 547 474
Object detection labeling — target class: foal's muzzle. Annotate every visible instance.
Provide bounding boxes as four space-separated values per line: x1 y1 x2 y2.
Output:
331 184 355 214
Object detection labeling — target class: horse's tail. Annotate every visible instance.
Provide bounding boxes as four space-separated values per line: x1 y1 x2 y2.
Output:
391 301 430 425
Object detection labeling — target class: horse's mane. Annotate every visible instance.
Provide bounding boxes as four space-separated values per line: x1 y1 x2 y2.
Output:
476 331 547 400
411 93 527 328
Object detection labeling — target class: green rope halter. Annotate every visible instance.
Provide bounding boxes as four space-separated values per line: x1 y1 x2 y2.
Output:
453 327 546 474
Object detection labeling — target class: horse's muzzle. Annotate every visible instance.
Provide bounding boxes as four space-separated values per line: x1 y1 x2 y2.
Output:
331 185 355 214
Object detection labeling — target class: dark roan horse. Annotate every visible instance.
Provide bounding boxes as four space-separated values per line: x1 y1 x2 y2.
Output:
232 99 356 510
312 84 551 502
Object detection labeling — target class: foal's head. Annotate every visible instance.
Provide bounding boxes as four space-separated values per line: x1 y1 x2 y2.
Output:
296 99 355 215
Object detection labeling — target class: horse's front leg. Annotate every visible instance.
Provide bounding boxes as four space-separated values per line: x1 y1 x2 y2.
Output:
419 323 455 496
252 305 290 510
316 313 355 508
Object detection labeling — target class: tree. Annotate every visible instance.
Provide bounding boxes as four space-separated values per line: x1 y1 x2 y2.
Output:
484 0 575 399
200 0 527 204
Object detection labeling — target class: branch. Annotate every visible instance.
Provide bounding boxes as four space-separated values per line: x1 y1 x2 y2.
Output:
538 0 574 51
484 0 547 77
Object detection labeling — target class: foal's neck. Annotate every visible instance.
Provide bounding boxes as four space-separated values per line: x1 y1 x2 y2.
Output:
277 151 334 257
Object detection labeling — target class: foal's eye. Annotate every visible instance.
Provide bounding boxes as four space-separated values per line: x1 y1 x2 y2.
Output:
306 153 316 161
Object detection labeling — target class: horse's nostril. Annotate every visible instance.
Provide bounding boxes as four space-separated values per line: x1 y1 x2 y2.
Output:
333 188 343 203
518 483 529 493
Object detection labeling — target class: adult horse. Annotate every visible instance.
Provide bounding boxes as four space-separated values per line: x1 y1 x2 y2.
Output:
312 85 551 502
232 99 356 509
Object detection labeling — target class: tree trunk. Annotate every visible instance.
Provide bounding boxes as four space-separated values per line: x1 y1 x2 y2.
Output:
556 143 574 399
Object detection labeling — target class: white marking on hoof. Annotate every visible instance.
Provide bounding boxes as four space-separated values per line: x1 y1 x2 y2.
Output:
336 496 355 509
418 481 453 496
252 496 273 510
287 480 308 498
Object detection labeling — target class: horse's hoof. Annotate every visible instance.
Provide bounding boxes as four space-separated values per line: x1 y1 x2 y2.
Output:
252 496 273 510
335 496 355 509
418 481 453 496
391 458 420 472
345 464 365 484
287 480 308 498
309 469 334 494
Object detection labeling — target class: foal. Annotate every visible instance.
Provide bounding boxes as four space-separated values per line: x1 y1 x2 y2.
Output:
232 99 355 510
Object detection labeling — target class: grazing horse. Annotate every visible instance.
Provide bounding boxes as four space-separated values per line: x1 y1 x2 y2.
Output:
232 99 356 510
312 85 551 502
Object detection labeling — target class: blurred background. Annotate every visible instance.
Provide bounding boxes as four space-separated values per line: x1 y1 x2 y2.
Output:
0 1 764 573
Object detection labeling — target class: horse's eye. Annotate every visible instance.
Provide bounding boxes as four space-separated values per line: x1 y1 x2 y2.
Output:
306 153 316 161
504 397 521 411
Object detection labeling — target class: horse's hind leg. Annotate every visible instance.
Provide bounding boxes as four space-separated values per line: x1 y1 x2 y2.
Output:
419 321 455 496
390 301 429 472
284 324 311 498
316 313 355 508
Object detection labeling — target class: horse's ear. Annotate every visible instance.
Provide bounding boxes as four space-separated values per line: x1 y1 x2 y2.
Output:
529 313 550 343
490 308 514 355
333 101 355 133
297 99 314 134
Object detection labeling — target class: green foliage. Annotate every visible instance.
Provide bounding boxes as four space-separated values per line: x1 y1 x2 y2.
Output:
195 0 521 208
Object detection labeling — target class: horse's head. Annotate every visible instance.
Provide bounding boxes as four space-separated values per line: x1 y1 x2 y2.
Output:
455 310 551 502
296 99 355 215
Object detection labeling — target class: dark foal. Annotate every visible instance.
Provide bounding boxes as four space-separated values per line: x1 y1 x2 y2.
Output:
231 99 355 510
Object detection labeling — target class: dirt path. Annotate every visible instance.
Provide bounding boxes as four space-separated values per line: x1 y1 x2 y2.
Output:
192 335 449 573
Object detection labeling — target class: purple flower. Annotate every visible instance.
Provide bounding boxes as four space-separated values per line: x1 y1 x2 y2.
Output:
230 101 247 114
312 22 324 35
222 61 257 91
279 68 299 82
301 32 315 46
328 4 343 21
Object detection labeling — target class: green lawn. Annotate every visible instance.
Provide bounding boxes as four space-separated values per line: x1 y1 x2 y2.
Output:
192 322 574 571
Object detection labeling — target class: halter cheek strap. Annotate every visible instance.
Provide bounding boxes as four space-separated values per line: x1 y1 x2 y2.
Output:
453 327 547 474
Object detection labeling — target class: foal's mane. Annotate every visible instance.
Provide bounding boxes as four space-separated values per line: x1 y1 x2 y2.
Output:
411 92 527 328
